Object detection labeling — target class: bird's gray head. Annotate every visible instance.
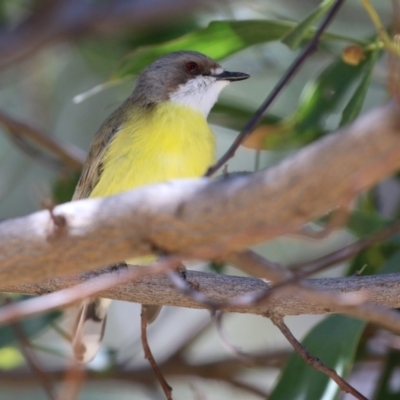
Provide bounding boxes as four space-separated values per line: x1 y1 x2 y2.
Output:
131 51 249 117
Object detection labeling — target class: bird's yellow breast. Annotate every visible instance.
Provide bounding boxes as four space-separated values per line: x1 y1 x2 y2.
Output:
90 102 216 198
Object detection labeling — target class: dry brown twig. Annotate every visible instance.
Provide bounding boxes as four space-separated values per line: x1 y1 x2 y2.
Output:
56 362 85 400
0 349 288 396
270 315 368 400
141 306 173 400
0 110 85 171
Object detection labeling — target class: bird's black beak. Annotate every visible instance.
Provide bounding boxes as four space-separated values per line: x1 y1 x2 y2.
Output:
212 71 250 81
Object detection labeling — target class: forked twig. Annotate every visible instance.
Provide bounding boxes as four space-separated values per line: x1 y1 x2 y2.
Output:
141 305 173 400
290 219 400 274
205 0 345 176
271 315 367 400
229 220 400 309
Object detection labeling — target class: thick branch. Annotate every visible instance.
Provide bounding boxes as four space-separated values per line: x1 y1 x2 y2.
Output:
1 103 400 285
3 270 400 318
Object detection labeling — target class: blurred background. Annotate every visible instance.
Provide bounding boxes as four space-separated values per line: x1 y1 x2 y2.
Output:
0 0 398 399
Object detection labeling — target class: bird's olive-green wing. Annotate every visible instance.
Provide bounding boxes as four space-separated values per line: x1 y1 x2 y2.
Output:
72 99 132 200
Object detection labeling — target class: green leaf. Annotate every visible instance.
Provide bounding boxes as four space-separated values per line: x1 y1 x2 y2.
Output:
339 49 380 127
269 315 366 400
281 0 336 50
52 171 81 204
380 247 400 274
294 53 373 138
112 20 363 80
209 261 225 273
374 350 400 400
347 210 389 237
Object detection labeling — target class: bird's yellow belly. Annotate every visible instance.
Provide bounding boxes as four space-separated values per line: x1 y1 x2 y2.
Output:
90 102 216 198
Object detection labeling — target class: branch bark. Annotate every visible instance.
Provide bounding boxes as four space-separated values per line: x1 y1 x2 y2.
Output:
3 269 400 318
1 103 400 287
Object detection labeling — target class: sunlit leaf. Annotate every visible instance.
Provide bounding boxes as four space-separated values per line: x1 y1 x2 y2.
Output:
242 121 292 150
0 347 23 370
339 49 380 126
294 52 374 138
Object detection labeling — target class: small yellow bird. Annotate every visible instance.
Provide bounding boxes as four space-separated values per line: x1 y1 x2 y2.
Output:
72 51 249 363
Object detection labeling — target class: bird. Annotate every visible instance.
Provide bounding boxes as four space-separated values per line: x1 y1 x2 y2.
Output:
71 50 250 363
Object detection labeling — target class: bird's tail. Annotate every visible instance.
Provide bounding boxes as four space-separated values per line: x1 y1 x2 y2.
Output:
72 298 111 363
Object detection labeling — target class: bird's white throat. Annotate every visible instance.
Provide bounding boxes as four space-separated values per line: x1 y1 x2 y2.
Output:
169 69 229 117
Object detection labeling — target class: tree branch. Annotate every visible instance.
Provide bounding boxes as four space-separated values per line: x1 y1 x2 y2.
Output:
0 110 85 170
3 269 400 319
1 103 400 286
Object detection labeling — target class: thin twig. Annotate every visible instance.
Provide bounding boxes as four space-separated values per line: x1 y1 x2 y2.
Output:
57 362 85 400
226 250 291 283
227 250 400 338
141 305 173 400
229 221 400 309
167 270 219 310
0 257 182 326
8 134 63 170
225 379 269 399
0 349 290 386
205 0 345 176
360 0 400 57
0 110 85 170
11 321 57 400
271 315 368 400
290 219 400 274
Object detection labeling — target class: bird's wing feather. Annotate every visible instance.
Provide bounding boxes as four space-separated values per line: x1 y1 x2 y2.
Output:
72 99 132 200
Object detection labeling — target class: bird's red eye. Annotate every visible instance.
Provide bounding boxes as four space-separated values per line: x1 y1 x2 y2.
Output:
186 62 199 73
